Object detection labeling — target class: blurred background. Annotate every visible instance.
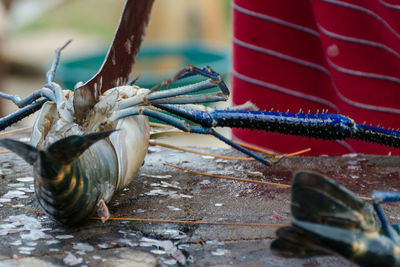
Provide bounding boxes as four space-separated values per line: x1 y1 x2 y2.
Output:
0 0 232 146
0 1 231 118
2 0 398 156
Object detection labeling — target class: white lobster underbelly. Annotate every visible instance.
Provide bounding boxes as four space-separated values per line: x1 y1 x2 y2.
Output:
110 115 149 191
30 99 150 193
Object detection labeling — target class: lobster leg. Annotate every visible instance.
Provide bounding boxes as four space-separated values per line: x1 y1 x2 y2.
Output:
371 191 400 243
0 41 71 130
149 92 227 105
148 65 229 95
118 65 229 110
97 199 110 223
0 98 48 131
0 90 44 108
115 106 279 166
147 79 227 103
116 67 274 164
117 67 275 162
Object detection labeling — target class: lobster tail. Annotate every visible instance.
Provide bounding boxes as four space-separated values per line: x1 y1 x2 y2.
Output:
0 131 114 175
0 131 116 224
46 131 115 165
0 138 38 165
0 138 65 180
273 221 400 267
272 172 400 266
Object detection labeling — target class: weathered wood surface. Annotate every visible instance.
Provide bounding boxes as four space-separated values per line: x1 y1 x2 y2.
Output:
0 129 399 266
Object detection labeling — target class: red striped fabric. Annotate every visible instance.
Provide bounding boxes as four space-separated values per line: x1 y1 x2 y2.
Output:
232 0 400 156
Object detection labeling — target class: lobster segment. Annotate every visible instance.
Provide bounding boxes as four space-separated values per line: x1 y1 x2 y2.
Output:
148 65 230 96
289 171 376 231
0 131 116 225
0 39 74 131
354 124 400 148
115 106 275 165
150 92 227 105
0 90 43 108
371 190 400 244
118 79 226 110
153 105 400 148
282 221 400 266
0 98 47 131
271 171 400 266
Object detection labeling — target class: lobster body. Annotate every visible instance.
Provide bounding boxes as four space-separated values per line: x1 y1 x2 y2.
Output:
31 87 150 192
4 86 150 225
34 136 118 225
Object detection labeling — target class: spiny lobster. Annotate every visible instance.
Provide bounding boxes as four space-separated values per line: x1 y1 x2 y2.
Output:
272 171 400 267
0 0 399 225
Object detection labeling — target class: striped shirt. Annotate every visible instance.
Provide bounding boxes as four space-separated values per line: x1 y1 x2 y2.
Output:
232 0 400 155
